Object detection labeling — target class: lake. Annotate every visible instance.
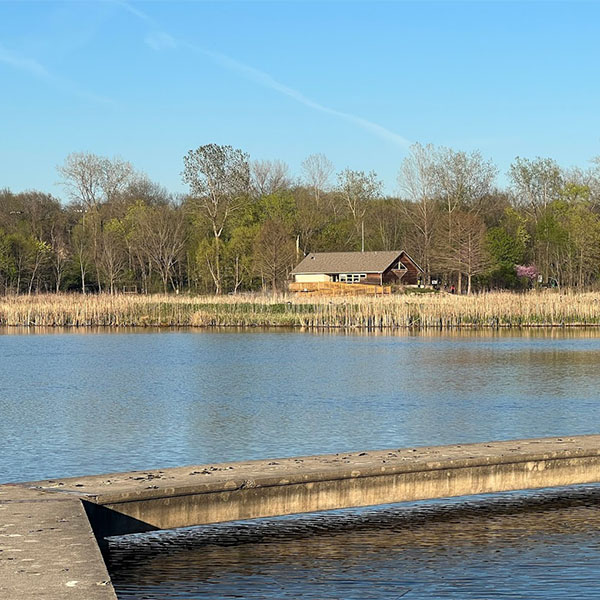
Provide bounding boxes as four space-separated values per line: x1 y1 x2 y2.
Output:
2 327 600 598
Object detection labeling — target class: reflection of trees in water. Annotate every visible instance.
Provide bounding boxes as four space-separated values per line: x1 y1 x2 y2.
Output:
302 328 600 340
108 485 600 591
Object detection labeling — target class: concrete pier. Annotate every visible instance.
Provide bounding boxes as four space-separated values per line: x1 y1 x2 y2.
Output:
3 435 600 599
0 485 115 599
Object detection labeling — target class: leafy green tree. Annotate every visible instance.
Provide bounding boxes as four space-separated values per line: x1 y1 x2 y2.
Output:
182 144 250 294
0 229 15 293
485 223 526 289
253 219 296 292
224 224 260 293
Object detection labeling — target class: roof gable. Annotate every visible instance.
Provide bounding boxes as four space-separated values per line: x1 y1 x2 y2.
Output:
292 251 406 274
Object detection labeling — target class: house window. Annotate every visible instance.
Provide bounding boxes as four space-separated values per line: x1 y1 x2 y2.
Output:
340 273 366 283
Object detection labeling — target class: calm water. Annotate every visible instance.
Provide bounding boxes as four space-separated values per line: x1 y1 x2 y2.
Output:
108 486 600 600
2 327 600 598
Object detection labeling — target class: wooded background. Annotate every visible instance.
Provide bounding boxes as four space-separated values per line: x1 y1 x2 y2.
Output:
2 143 600 295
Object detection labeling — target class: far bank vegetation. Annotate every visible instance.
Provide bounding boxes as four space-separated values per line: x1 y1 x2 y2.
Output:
2 291 600 329
2 144 600 296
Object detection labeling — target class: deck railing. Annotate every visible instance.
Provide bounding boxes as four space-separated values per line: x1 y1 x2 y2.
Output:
288 281 392 296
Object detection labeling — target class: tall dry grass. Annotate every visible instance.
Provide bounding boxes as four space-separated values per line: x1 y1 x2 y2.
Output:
2 290 600 329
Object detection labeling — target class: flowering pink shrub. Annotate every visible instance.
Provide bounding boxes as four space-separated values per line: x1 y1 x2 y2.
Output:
516 265 538 281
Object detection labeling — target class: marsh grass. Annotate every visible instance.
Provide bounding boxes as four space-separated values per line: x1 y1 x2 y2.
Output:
2 291 600 329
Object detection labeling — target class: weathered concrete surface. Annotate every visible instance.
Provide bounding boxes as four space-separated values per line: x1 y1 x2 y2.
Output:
4 435 600 599
28 435 600 537
0 485 116 599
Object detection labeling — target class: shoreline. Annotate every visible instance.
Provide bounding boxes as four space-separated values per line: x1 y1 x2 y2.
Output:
2 322 600 330
2 291 600 329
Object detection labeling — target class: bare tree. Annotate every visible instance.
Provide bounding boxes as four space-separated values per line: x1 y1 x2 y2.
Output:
509 157 563 217
563 161 600 210
301 153 334 206
433 147 497 290
295 187 327 256
251 160 291 197
253 219 296 292
131 203 188 293
27 240 50 295
58 153 105 209
336 169 383 251
101 159 136 204
71 219 93 294
58 152 136 291
441 211 489 294
589 157 600 207
49 219 70 292
434 148 497 215
58 152 135 208
368 199 406 251
122 176 172 207
98 219 127 294
182 144 250 294
398 143 439 280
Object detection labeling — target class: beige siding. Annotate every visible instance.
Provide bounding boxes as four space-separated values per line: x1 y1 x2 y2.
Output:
294 273 332 283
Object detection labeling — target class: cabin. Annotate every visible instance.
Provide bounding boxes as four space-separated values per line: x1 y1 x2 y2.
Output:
290 251 423 287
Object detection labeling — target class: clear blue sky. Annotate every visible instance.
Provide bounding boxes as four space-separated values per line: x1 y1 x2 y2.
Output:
1 0 600 199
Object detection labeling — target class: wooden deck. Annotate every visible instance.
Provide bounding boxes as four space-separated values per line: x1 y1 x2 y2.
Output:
289 281 392 296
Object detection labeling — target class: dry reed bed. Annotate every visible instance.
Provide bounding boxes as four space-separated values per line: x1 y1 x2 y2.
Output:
2 291 600 328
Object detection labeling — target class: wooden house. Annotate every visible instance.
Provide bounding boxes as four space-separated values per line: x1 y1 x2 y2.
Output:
290 251 423 287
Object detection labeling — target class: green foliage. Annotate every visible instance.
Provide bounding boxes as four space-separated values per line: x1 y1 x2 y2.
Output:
486 226 524 267
4 147 600 295
403 287 439 295
484 224 526 289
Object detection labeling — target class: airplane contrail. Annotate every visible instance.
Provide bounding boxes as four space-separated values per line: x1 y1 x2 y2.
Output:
0 42 114 106
123 2 410 147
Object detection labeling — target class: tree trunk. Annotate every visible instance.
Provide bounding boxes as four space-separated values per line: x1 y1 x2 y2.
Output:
213 228 221 295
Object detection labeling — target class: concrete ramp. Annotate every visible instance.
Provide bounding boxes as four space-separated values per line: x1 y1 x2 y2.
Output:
3 435 600 598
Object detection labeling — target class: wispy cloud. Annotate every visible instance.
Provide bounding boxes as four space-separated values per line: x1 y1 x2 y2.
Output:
115 0 156 26
123 1 410 147
0 44 52 80
145 31 178 51
0 43 114 106
193 46 410 147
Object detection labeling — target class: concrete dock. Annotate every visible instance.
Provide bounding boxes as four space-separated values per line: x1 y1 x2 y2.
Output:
3 435 600 599
0 485 115 599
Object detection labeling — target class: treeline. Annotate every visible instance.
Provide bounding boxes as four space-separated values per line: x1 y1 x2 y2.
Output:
2 143 600 295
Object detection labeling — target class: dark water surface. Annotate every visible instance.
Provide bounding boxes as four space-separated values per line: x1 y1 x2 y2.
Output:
2 327 600 598
108 486 600 600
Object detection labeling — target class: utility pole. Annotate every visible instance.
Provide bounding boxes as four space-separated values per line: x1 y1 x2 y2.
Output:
361 220 365 253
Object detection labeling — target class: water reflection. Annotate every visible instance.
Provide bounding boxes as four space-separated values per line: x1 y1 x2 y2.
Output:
3 328 600 482
108 485 600 599
4 324 600 337
4 328 600 598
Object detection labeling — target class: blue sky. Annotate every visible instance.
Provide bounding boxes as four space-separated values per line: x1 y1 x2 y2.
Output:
1 0 600 199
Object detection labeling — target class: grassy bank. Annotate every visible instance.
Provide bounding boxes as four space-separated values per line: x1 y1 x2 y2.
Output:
2 291 600 328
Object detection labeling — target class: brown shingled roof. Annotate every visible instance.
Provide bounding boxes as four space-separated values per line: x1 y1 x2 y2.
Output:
292 251 405 274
